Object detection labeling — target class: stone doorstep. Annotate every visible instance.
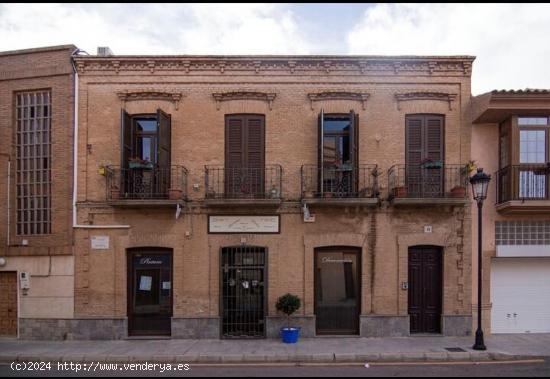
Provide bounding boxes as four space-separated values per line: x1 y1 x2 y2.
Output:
0 351 528 364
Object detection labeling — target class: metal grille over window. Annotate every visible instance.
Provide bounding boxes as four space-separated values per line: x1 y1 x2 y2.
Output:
15 91 51 235
221 246 266 338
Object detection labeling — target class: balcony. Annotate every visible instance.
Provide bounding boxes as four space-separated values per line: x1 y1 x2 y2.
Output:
300 164 379 206
204 165 283 207
388 164 469 206
105 165 188 206
496 164 550 214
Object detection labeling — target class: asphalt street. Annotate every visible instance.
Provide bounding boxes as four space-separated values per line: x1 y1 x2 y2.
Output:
0 359 548 377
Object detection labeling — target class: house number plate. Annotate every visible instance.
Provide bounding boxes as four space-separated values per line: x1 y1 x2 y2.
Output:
208 215 280 234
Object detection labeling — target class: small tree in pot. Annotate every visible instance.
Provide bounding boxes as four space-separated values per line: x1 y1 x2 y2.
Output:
276 293 301 343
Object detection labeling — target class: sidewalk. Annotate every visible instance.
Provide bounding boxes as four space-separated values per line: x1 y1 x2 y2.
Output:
1 334 549 364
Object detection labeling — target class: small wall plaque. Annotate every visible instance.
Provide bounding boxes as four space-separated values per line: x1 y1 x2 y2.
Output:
208 215 280 234
91 236 110 250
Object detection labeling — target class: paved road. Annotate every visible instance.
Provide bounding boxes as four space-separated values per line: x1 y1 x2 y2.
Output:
1 359 548 377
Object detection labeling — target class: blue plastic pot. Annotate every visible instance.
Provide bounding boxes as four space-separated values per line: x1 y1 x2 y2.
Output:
280 327 300 343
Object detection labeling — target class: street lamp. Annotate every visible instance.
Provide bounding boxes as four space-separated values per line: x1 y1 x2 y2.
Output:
470 168 491 351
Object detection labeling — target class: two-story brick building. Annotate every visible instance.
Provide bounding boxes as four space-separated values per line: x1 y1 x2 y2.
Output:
0 45 76 338
472 90 550 334
68 53 475 339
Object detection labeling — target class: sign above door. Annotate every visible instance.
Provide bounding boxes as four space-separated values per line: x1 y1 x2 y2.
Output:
208 215 280 234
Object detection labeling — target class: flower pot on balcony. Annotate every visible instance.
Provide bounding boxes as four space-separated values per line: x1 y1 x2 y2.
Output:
303 190 315 199
323 192 333 198
450 186 466 198
393 186 407 198
110 189 120 200
168 188 183 200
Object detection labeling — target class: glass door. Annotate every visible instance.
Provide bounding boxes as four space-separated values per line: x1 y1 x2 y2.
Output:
314 248 361 335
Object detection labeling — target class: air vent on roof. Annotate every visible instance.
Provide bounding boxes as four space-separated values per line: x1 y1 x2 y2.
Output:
97 47 114 56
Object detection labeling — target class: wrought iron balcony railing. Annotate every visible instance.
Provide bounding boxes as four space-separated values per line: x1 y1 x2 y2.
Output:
496 164 550 203
300 164 379 198
105 165 188 201
205 165 283 200
388 164 469 199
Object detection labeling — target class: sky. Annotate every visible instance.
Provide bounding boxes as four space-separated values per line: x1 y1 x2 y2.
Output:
1 3 549 95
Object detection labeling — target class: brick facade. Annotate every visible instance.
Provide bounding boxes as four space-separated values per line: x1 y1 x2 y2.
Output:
71 54 474 339
0 45 76 337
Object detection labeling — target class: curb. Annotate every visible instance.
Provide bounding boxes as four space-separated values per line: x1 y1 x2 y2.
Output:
0 352 545 365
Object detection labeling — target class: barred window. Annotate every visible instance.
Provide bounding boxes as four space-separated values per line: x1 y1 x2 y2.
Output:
15 90 51 235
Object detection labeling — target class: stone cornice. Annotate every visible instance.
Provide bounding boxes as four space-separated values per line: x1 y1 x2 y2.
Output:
116 88 183 109
394 91 458 110
212 91 276 110
73 56 475 77
307 91 370 110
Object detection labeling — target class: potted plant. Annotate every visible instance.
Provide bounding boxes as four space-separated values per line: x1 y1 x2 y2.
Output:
420 158 443 169
168 188 183 200
110 185 120 200
393 186 407 198
269 184 280 199
450 185 466 198
128 157 154 170
276 293 301 344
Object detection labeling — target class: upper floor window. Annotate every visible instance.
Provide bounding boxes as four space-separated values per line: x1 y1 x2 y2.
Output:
518 117 549 126
16 90 51 235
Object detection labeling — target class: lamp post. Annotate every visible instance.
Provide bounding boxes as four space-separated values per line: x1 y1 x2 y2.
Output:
470 168 491 351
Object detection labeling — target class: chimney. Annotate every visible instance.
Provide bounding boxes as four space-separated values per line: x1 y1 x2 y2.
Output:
97 46 114 56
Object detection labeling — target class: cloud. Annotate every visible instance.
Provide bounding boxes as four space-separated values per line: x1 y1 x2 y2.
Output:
347 4 550 94
0 3 312 55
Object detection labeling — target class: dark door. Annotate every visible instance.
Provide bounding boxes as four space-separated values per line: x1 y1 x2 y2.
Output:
225 114 265 198
408 246 442 334
314 248 361 335
0 272 17 336
128 250 172 336
406 115 444 197
221 246 266 338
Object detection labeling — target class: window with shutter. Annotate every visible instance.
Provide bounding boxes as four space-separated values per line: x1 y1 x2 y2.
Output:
405 114 444 197
225 114 265 197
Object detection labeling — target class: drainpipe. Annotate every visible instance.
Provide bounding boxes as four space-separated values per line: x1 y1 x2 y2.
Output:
6 159 10 246
71 49 130 230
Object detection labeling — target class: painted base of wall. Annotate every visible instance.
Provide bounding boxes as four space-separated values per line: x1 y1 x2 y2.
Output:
266 315 316 338
19 318 127 340
442 315 472 336
171 317 219 339
360 315 410 337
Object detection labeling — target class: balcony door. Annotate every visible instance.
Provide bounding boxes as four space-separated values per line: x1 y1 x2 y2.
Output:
317 110 359 196
121 109 171 198
518 127 548 199
406 115 444 197
225 114 265 198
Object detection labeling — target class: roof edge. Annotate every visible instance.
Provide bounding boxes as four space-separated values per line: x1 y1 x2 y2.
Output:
0 44 78 57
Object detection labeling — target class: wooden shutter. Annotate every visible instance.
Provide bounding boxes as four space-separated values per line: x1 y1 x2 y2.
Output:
245 115 265 196
317 110 324 194
157 109 171 194
350 110 359 193
225 115 244 196
406 116 424 166
121 109 133 168
425 116 443 162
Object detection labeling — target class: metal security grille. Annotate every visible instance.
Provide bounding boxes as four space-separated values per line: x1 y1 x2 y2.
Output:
220 246 266 339
15 91 51 235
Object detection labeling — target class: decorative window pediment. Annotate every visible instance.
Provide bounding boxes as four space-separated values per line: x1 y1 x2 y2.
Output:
212 91 277 110
307 91 370 110
117 88 184 110
394 92 457 111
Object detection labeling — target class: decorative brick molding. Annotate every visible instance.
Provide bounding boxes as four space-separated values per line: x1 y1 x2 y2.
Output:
307 91 370 110
73 56 475 77
212 91 276 110
116 88 184 110
394 91 458 111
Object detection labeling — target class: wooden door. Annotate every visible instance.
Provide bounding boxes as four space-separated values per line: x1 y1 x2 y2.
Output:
0 272 17 336
408 246 442 334
225 115 265 198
